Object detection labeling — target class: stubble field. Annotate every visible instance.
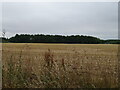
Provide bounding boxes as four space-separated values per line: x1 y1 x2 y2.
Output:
2 43 119 88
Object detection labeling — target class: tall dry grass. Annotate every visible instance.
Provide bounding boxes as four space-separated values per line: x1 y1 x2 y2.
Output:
2 43 118 88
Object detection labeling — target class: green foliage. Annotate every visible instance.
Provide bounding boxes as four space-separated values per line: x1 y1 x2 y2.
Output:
0 38 9 43
9 34 103 44
2 34 120 44
104 40 120 44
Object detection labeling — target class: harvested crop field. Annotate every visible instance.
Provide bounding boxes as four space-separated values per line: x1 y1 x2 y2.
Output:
2 43 119 88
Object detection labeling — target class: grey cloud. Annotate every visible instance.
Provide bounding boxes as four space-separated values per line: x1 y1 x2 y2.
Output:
2 2 118 39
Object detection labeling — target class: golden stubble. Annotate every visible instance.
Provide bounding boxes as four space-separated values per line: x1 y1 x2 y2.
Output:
2 43 118 88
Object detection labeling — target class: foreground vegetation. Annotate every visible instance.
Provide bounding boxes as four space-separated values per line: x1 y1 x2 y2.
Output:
2 43 118 88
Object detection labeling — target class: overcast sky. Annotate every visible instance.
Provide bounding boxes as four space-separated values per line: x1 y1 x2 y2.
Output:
1 2 118 39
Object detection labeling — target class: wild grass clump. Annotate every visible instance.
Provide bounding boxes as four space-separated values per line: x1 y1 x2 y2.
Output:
2 53 28 88
2 49 39 88
40 49 97 88
44 49 54 68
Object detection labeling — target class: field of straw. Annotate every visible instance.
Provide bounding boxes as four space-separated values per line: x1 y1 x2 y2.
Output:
2 43 118 88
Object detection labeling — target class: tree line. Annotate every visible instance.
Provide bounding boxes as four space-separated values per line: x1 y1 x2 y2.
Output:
1 34 120 44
